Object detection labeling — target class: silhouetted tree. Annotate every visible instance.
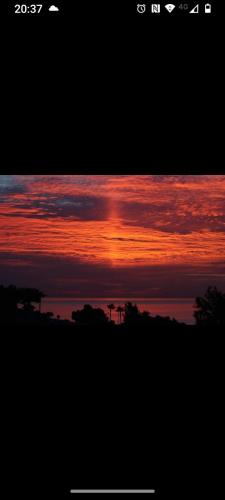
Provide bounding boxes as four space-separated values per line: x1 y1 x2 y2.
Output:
123 302 158 327
72 304 109 325
0 285 45 322
194 286 225 327
116 306 124 323
44 311 54 320
124 302 141 324
141 310 151 322
107 303 115 321
19 288 45 312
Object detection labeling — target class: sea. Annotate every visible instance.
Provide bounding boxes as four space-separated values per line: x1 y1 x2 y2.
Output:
41 298 196 324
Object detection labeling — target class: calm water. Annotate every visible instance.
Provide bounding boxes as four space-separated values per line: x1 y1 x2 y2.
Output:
42 298 195 324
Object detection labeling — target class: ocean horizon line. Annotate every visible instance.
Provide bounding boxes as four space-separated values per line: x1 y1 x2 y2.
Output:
41 297 195 324
43 297 195 301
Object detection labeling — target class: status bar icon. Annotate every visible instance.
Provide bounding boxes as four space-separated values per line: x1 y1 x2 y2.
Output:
151 4 161 13
165 4 176 13
189 4 199 13
137 4 146 14
205 4 212 13
49 5 59 12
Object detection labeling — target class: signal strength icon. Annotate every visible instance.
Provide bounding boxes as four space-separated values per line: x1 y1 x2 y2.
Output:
189 4 199 13
165 4 176 13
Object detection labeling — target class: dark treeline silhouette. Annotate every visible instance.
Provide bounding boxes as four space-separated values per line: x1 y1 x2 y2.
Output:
2 284 223 499
0 285 70 326
72 304 109 325
194 286 225 327
0 285 45 316
70 301 182 330
71 301 182 327
1 284 225 331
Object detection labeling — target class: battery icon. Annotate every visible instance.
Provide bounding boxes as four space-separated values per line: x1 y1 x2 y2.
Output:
205 3 211 13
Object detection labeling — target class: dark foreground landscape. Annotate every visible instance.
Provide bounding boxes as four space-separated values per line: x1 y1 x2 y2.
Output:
1 285 224 499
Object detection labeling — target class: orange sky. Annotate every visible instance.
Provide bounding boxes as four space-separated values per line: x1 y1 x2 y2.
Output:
0 175 225 297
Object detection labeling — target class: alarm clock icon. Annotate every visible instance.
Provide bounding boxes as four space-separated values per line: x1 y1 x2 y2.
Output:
137 4 146 14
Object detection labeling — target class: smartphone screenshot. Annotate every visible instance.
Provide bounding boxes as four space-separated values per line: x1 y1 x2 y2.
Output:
1 1 223 499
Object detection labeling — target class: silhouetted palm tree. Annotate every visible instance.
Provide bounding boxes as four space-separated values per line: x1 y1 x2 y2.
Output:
107 303 115 321
116 306 124 323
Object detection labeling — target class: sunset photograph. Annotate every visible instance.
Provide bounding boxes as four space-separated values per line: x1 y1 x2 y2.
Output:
1 174 225 329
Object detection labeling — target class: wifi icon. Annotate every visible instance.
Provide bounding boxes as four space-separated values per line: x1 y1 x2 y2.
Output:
165 4 176 12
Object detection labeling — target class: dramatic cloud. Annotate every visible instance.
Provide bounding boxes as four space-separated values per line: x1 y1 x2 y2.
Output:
0 175 225 297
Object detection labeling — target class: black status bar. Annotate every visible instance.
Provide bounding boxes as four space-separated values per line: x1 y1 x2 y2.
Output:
3 1 220 18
